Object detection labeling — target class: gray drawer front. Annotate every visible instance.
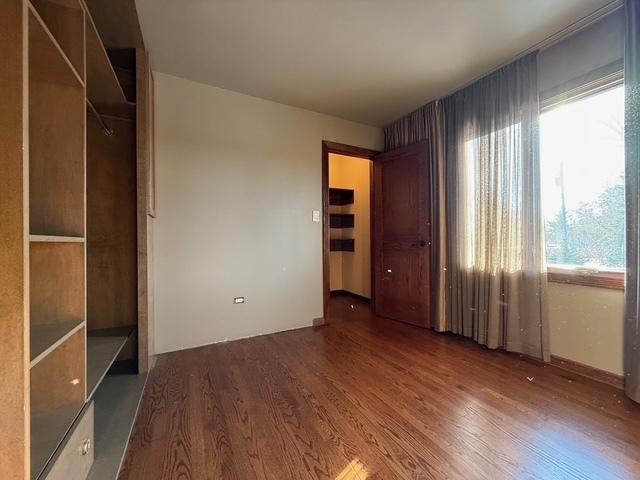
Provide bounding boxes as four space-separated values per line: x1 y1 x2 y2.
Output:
44 402 94 480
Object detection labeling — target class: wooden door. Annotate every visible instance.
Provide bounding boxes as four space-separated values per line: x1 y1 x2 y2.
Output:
373 141 431 327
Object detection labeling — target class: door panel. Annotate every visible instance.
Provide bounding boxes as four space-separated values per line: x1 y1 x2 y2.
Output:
374 141 431 327
382 157 420 238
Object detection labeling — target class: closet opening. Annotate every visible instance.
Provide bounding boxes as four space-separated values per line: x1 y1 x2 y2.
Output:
321 141 378 322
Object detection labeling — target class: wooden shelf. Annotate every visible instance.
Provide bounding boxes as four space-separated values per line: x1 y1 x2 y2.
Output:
87 115 138 340
330 238 355 252
30 234 85 243
30 319 84 367
28 3 84 88
87 374 148 480
85 6 131 119
30 0 85 82
30 242 85 347
31 328 85 480
329 188 354 206
87 327 134 399
29 4 85 238
330 213 355 229
31 404 85 480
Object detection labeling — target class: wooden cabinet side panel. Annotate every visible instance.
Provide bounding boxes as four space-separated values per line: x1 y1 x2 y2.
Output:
0 1 29 479
135 48 151 372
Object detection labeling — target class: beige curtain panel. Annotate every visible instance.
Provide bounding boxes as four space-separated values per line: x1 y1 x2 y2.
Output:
442 53 549 361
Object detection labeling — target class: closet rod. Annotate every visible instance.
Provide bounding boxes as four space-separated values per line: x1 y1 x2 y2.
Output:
86 99 114 136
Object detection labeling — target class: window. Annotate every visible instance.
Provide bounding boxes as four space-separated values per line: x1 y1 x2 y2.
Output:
463 123 523 272
540 84 625 289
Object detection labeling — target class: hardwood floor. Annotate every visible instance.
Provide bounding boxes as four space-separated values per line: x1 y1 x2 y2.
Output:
120 298 640 479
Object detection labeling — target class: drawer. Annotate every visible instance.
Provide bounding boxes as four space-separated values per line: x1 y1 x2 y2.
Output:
43 402 94 480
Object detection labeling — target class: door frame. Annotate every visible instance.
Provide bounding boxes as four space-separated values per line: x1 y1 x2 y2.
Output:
322 141 380 322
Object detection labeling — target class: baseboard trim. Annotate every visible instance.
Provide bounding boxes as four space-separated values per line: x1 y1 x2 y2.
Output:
312 317 326 327
550 355 624 390
155 325 311 356
329 289 371 303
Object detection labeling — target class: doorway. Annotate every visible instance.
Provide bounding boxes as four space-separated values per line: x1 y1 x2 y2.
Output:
322 140 433 328
373 141 432 328
322 142 378 320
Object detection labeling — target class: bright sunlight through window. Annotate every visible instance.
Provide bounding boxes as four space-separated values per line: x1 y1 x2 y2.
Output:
540 85 625 272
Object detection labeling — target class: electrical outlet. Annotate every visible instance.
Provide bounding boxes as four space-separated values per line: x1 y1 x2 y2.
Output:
234 297 245 304
312 210 320 223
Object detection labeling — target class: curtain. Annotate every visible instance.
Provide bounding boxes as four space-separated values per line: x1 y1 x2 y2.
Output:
443 53 550 361
624 0 640 403
384 101 447 330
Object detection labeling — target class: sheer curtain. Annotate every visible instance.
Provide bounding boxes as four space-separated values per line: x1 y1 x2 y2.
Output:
443 53 550 360
624 0 640 403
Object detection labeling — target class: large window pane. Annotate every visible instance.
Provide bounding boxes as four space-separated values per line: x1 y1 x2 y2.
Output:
540 85 625 271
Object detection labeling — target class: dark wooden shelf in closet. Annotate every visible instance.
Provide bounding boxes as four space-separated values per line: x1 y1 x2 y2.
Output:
330 213 355 229
329 188 354 205
330 239 355 252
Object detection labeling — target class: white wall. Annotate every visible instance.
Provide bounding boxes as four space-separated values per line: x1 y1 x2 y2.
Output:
548 283 624 375
152 73 381 354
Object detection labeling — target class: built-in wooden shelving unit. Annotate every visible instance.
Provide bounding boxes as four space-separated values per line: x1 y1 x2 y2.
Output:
0 0 153 478
28 2 87 476
329 188 355 252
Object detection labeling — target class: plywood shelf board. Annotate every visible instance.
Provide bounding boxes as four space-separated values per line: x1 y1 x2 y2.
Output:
28 3 84 88
329 188 354 206
31 328 85 479
31 403 85 480
330 238 355 252
30 319 85 367
30 0 85 82
329 213 355 229
85 2 128 114
86 373 148 480
30 242 85 329
29 29 85 237
86 328 134 399
30 234 85 243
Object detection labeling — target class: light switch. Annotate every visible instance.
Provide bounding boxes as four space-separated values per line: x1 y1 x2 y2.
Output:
312 210 320 223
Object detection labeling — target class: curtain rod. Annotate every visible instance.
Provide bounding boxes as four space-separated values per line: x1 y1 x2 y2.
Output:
86 99 114 136
438 0 624 100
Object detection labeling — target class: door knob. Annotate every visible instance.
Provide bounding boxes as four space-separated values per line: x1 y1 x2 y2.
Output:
412 240 427 247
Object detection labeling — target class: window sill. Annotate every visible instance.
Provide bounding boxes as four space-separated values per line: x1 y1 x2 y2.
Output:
546 267 624 290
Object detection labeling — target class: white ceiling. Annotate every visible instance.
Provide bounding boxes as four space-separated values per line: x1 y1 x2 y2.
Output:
136 0 614 127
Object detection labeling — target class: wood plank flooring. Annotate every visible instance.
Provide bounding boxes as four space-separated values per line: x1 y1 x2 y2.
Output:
119 298 640 479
